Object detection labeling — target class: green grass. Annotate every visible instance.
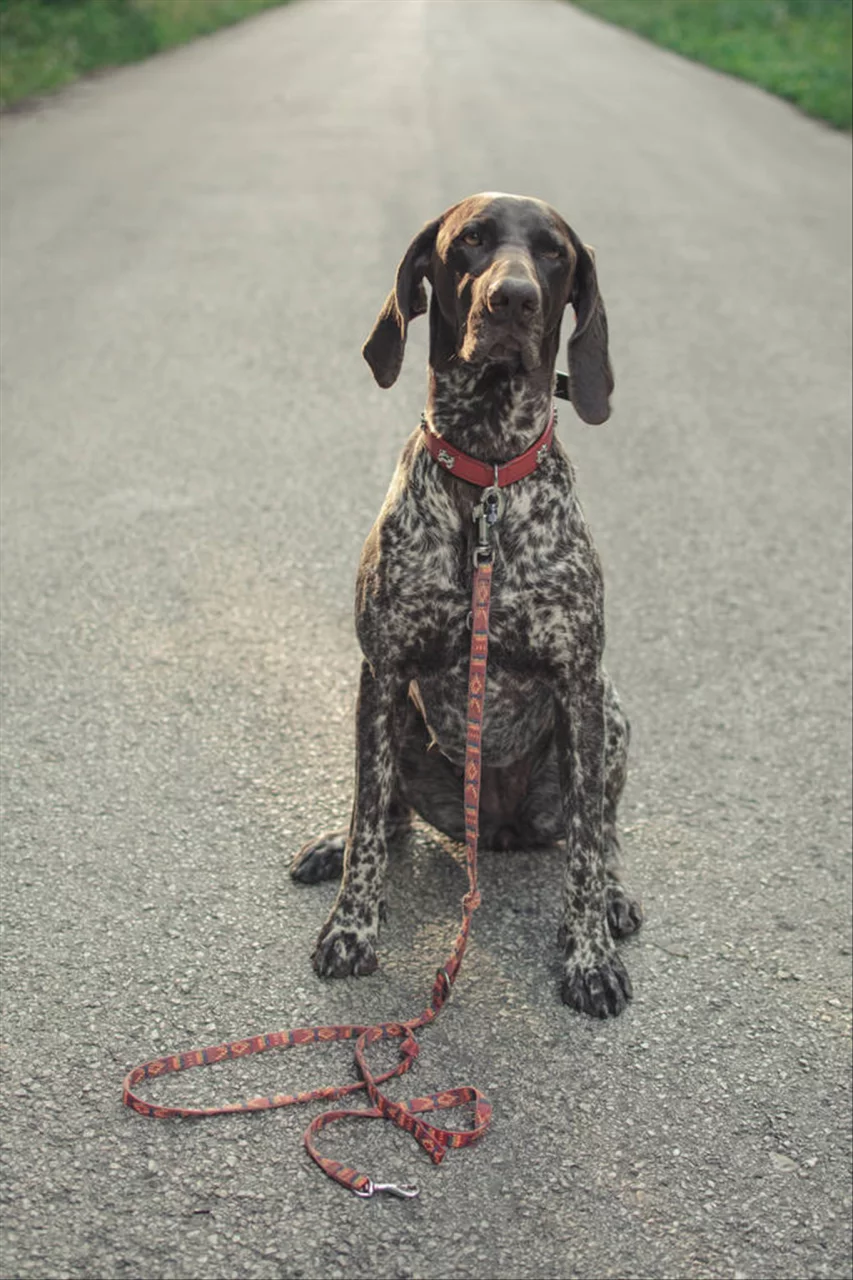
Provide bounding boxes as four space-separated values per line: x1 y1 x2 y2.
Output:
570 0 852 128
0 0 290 110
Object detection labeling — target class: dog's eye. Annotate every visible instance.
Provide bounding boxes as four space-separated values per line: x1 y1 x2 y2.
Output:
462 229 482 247
538 244 563 260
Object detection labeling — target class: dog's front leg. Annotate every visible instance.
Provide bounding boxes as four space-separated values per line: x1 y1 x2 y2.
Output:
555 664 633 1017
312 658 401 979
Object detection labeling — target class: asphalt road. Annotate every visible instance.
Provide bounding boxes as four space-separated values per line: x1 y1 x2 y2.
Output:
1 2 851 1277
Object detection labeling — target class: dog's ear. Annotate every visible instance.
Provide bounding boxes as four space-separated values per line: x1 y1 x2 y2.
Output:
566 238 614 425
362 216 442 388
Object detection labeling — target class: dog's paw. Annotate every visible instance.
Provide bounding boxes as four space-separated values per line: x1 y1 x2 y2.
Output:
290 833 346 884
560 952 632 1018
606 881 644 938
312 918 379 979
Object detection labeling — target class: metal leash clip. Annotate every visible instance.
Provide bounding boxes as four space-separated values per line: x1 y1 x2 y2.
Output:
354 1180 420 1200
472 473 505 567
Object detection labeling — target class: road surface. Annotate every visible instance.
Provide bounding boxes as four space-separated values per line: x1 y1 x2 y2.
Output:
1 1 851 1277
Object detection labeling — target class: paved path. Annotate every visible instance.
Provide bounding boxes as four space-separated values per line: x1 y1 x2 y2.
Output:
1 2 850 1276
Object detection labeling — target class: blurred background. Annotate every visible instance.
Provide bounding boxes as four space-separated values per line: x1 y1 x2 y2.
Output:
2 0 851 128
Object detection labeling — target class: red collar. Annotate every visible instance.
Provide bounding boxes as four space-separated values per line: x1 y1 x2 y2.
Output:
421 407 555 488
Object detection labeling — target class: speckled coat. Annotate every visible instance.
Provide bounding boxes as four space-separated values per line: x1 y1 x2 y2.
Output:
292 194 642 1017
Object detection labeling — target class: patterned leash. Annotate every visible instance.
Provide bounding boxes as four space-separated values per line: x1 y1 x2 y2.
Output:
123 497 502 1199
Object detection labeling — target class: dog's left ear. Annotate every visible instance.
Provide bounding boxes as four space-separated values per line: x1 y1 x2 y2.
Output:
566 237 614 425
363 216 442 388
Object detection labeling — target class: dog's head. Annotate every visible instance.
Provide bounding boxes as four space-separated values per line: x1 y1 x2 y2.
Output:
363 193 613 425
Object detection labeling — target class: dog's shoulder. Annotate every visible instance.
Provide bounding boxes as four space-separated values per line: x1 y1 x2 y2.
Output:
373 429 465 540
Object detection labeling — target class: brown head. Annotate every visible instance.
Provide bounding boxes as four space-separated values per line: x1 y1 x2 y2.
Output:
362 193 614 425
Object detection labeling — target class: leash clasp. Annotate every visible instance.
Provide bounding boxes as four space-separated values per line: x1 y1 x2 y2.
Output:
354 1179 420 1200
473 481 504 566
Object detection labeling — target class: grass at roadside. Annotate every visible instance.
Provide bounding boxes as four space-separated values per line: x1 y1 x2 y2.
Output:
0 0 290 110
570 0 852 128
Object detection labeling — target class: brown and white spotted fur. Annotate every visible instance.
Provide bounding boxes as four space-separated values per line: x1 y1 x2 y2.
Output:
291 193 642 1017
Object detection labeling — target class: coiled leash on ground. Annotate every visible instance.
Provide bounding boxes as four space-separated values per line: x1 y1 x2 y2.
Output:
123 400 560 1198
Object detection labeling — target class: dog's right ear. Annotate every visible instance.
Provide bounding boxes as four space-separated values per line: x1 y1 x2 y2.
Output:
565 237 614 425
362 216 442 388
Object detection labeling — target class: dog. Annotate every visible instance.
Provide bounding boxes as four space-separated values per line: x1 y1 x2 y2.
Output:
291 193 642 1017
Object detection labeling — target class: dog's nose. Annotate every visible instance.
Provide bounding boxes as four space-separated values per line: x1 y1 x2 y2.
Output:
486 276 540 323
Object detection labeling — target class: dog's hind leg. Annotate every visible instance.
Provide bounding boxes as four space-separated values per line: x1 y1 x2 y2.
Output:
290 792 411 886
290 832 346 884
395 697 466 842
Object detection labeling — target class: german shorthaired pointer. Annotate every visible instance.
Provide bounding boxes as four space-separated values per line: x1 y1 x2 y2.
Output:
291 193 642 1017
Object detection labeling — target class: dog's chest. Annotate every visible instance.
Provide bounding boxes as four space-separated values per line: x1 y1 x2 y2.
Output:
403 468 594 641
378 472 598 662
358 452 603 765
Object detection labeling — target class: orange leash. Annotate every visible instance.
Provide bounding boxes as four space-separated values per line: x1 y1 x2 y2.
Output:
123 549 497 1199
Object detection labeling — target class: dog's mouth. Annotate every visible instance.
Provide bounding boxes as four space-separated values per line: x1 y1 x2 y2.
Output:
483 334 541 373
487 336 521 358
459 322 542 373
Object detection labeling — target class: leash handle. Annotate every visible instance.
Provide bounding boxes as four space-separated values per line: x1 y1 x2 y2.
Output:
123 561 495 1198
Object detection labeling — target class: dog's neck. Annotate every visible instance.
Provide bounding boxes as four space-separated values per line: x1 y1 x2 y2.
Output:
424 362 555 463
